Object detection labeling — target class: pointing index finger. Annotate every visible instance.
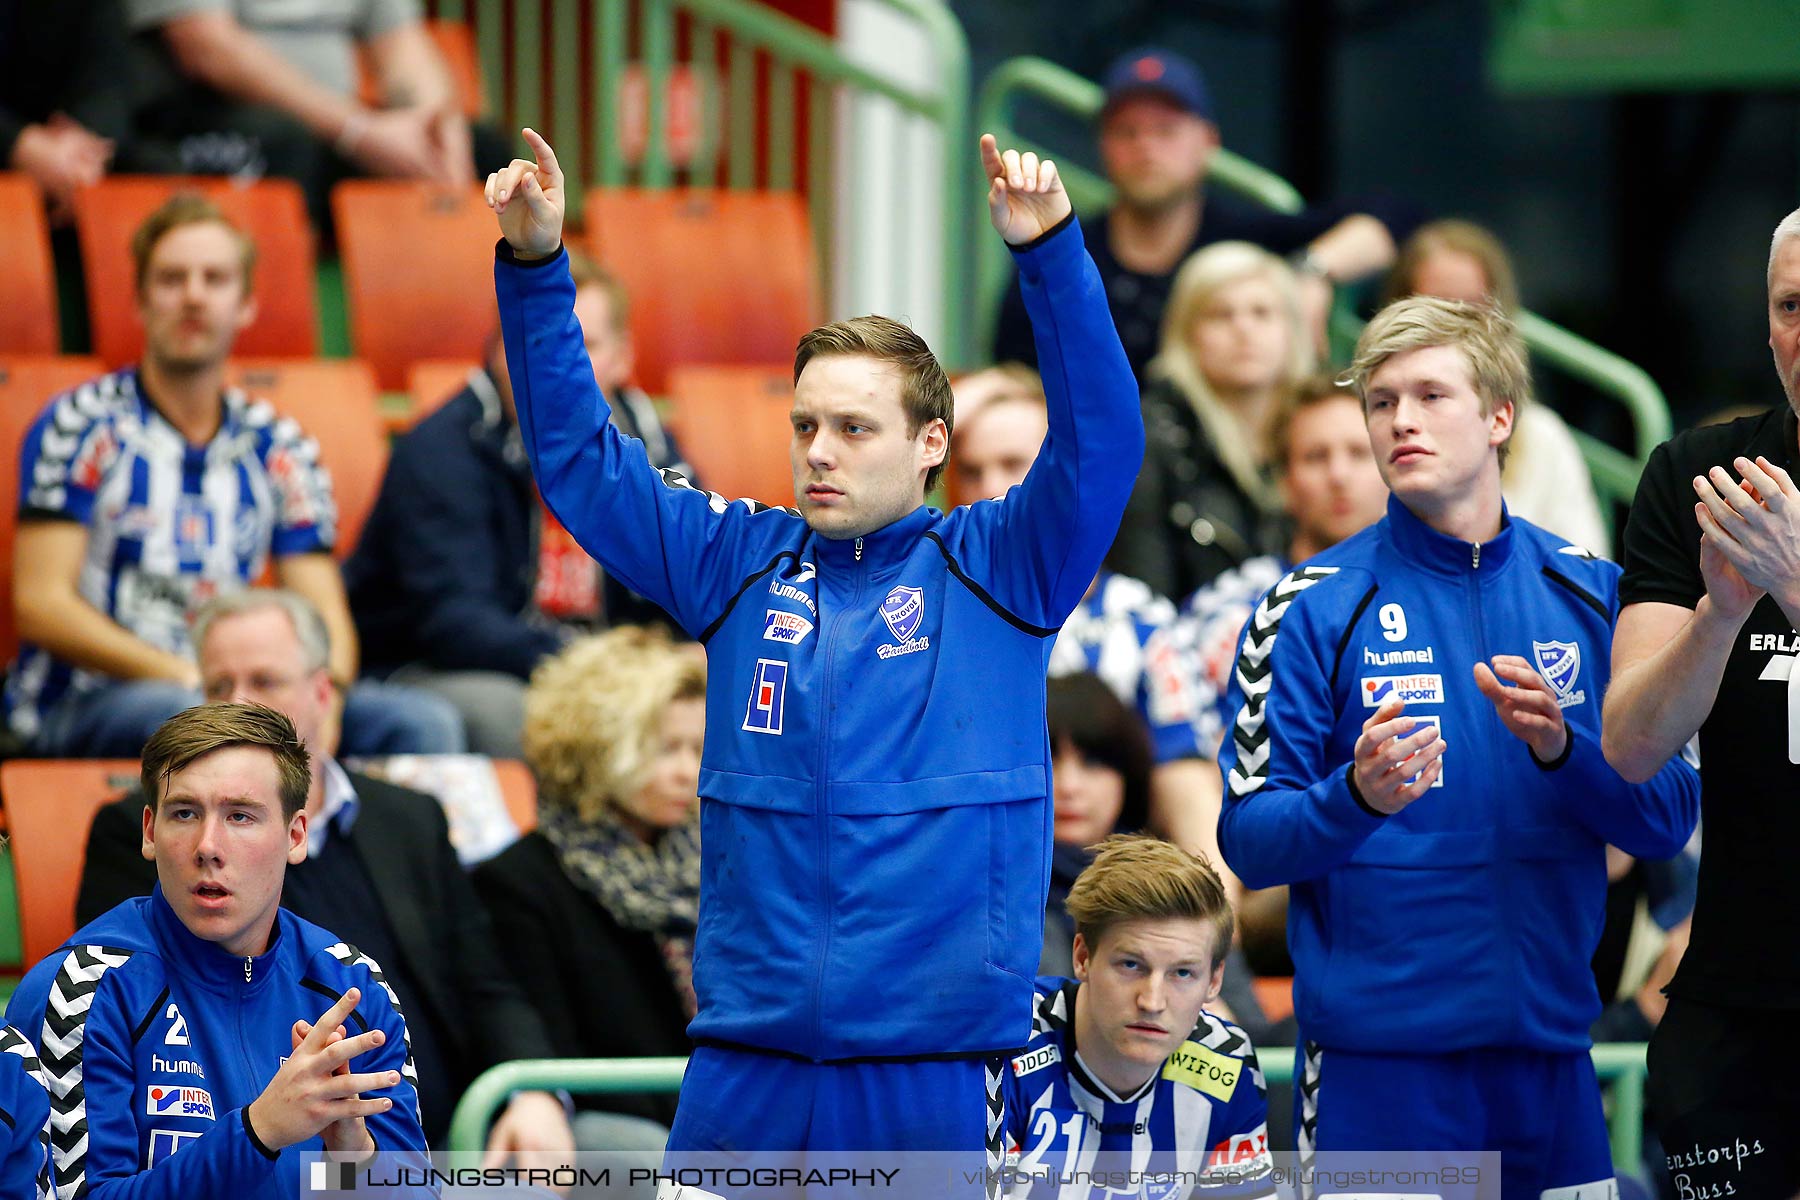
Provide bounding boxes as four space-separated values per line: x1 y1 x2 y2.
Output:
519 128 561 183
303 988 360 1053
978 134 1003 180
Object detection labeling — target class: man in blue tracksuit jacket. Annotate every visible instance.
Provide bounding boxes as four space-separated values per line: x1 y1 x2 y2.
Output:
484 129 1141 1158
1215 297 1698 1199
0 1027 50 1200
6 704 427 1200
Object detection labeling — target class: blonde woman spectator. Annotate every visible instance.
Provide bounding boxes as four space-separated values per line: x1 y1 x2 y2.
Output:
1110 241 1313 599
1386 218 1611 555
473 627 703 1153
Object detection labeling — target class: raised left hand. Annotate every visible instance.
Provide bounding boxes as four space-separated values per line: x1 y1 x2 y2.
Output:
1473 655 1567 763
290 1015 377 1157
980 134 1071 247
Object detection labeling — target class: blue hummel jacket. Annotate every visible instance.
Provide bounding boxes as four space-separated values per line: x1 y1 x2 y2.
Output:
0 1027 49 1200
1216 498 1699 1055
5 889 427 1200
496 215 1143 1061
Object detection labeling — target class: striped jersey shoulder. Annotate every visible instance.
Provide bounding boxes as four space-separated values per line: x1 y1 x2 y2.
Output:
1161 1008 1266 1101
1026 979 1078 1038
1185 1008 1254 1058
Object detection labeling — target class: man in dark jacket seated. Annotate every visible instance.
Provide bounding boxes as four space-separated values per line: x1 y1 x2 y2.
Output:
346 250 694 757
75 588 575 1159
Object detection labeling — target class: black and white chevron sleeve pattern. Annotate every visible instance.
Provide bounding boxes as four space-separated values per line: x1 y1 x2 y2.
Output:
321 943 420 1103
0 1025 53 1200
1190 1010 1265 1093
658 467 793 516
1227 566 1338 799
40 946 133 1200
25 380 114 513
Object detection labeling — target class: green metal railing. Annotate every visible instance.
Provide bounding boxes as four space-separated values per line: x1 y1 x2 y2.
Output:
448 1045 1650 1173
430 0 975 363
974 55 1671 506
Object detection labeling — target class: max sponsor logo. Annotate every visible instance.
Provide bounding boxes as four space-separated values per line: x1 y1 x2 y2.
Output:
762 609 814 645
1010 1045 1060 1076
1203 1127 1271 1173
147 1086 213 1120
1361 674 1445 707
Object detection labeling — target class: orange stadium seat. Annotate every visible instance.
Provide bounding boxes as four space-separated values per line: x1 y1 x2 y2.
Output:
1252 975 1294 1024
2 759 139 967
404 359 482 429
333 181 499 389
225 359 388 559
358 19 487 117
0 175 60 354
492 759 539 833
583 189 820 393
0 356 106 663
72 176 319 368
665 364 795 507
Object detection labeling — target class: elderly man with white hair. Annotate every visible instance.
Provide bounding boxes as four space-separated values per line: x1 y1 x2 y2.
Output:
1604 208 1800 1198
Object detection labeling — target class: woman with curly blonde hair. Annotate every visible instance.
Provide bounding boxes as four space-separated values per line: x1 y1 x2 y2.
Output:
473 626 704 1140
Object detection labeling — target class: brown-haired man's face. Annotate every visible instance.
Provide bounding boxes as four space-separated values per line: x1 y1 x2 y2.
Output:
136 221 257 372
790 354 945 539
141 745 306 958
1072 916 1224 1089
1281 396 1388 554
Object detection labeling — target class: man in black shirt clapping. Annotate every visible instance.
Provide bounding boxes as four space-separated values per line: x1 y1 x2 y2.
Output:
1604 206 1800 1198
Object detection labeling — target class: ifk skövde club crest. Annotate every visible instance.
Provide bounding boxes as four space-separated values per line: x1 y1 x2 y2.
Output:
881 585 925 644
1532 640 1581 701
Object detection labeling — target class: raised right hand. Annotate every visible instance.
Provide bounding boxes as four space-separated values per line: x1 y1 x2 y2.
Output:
246 988 399 1152
485 128 564 259
1351 698 1445 815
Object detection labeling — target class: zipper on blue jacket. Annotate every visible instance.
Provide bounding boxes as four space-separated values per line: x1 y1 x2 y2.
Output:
1472 541 1481 569
1465 554 1524 1041
811 551 867 1047
243 957 252 984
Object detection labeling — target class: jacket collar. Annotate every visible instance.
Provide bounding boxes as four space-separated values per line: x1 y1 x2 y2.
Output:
810 505 938 569
147 884 286 995
1380 493 1516 577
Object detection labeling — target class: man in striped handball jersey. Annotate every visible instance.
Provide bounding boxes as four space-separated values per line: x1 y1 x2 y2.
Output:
999 834 1272 1199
